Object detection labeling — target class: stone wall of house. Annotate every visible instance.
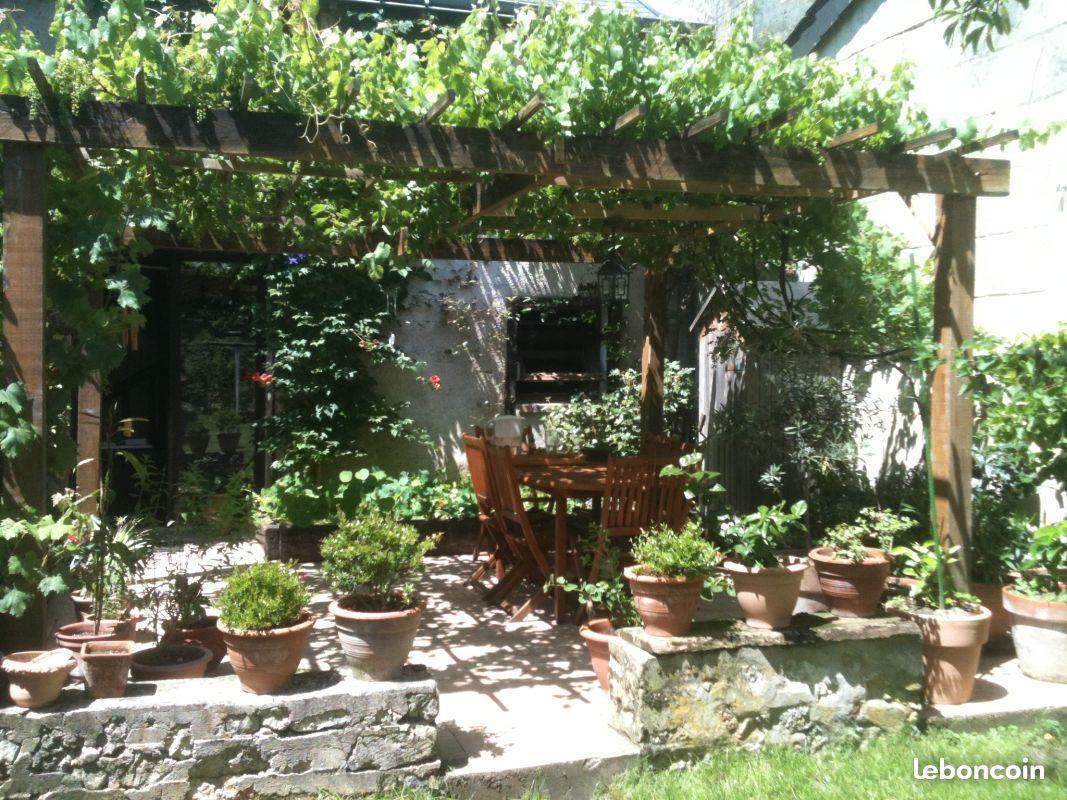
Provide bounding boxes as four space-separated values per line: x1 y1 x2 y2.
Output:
609 616 922 751
0 672 439 799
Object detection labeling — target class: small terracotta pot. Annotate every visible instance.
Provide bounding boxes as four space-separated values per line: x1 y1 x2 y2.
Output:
809 547 892 618
218 610 315 694
80 641 132 699
54 620 134 675
161 616 226 669
131 645 213 681
70 592 94 622
1002 587 1067 683
913 606 991 704
3 650 76 709
971 582 1012 641
579 619 615 692
624 568 706 637
723 558 808 630
330 600 422 681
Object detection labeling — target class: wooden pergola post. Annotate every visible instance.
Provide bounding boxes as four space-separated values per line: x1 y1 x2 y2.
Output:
640 265 667 439
2 143 48 511
74 375 102 511
931 194 977 587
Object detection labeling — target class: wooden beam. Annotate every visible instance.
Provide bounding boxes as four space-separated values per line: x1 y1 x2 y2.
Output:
75 374 102 512
640 265 667 438
931 193 977 588
0 96 1010 197
899 127 957 152
504 94 546 131
613 104 647 134
749 107 800 140
827 122 881 149
943 129 1019 157
421 90 455 124
565 201 761 223
683 109 728 140
135 67 147 104
2 143 48 511
25 60 88 175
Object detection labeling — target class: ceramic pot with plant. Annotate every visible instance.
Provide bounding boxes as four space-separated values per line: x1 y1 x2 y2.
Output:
888 541 990 704
216 562 314 694
159 575 226 669
80 640 132 699
323 514 439 681
811 507 912 617
210 409 244 454
969 516 1030 643
718 501 809 630
1002 520 1067 683
131 645 213 681
3 650 76 709
625 522 719 637
184 415 210 455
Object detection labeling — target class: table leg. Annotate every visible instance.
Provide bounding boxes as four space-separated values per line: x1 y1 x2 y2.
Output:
554 493 568 624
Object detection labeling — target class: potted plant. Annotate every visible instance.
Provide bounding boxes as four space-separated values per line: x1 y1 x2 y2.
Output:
131 644 214 681
80 640 132 699
1002 520 1067 683
184 414 211 455
211 408 244 454
970 510 1030 643
810 507 912 617
216 562 314 694
718 501 809 630
2 650 76 709
624 521 719 637
322 513 439 680
160 575 226 669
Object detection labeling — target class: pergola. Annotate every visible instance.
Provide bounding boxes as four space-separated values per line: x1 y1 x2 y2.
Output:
0 79 1011 585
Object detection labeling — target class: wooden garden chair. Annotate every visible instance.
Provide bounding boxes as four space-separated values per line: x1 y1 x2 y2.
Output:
463 433 511 592
641 432 692 464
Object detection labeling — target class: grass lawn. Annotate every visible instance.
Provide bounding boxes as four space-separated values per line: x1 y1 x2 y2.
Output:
322 724 1065 799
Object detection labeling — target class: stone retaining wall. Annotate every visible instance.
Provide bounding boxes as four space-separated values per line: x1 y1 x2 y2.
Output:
0 670 439 799
610 615 922 751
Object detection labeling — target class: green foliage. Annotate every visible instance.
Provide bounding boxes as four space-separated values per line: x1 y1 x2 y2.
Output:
546 529 638 625
1014 520 1067 603
0 514 76 618
0 382 39 460
358 469 478 521
887 541 979 613
822 507 915 562
630 521 719 579
321 513 438 610
217 561 310 632
544 362 692 455
930 0 1030 53
717 501 808 568
661 458 727 532
164 574 209 629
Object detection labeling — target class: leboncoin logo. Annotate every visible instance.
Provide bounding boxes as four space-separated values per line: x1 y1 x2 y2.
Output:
913 757 1046 781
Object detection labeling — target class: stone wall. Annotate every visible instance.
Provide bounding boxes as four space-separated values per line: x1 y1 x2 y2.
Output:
0 671 439 799
609 616 922 751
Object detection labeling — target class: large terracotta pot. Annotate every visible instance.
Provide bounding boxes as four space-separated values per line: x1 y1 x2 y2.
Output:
809 547 892 618
624 568 705 637
131 645 213 681
579 619 615 692
330 600 422 681
913 606 991 704
218 610 315 694
80 641 132 699
723 558 808 630
3 650 75 709
1002 587 1067 683
971 583 1012 641
54 620 134 676
161 615 226 669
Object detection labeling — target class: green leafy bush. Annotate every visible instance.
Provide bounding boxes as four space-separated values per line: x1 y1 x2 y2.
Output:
631 521 719 579
1014 521 1067 603
217 562 310 632
821 507 915 561
887 541 979 613
547 529 638 625
321 514 439 611
0 514 75 617
717 501 808 568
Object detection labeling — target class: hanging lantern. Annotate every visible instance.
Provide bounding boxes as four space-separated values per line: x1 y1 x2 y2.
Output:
596 254 630 304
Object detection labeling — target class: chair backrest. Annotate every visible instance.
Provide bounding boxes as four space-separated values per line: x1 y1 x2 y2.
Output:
599 456 659 533
642 432 691 464
462 433 496 519
647 469 691 531
485 443 530 528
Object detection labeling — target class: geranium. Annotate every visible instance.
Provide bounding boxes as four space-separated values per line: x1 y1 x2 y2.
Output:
427 374 442 391
249 371 274 388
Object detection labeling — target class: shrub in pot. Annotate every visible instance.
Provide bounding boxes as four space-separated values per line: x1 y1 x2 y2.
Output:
160 575 226 669
810 507 912 617
1002 520 1067 683
970 513 1030 643
322 513 439 680
624 521 719 637
216 562 313 694
887 541 990 704
718 501 809 630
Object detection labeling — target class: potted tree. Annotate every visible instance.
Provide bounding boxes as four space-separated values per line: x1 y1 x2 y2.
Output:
216 562 314 694
322 513 439 680
624 521 719 637
718 501 809 630
887 541 990 704
810 507 913 617
1002 520 1067 683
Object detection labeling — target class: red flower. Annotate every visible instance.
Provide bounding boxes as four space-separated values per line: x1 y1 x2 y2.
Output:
249 371 274 388
428 374 442 391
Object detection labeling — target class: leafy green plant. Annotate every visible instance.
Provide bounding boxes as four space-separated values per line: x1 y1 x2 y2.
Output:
546 529 638 625
0 382 39 462
717 501 808 568
929 0 1030 52
1013 520 1067 603
822 508 915 562
661 458 726 533
0 514 76 617
359 469 478 521
630 521 719 579
887 541 980 613
217 561 310 632
164 574 209 630
321 513 439 611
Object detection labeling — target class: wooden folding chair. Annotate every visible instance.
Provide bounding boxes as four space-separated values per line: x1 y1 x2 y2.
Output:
463 433 511 591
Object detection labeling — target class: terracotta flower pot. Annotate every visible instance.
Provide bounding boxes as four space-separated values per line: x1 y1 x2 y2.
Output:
913 606 991 704
723 558 808 630
131 645 213 681
330 600 422 681
624 567 705 637
579 619 615 692
161 615 226 669
780 548 829 613
3 650 76 709
80 640 132 699
1002 587 1067 683
218 610 315 694
971 582 1012 641
70 592 93 621
54 620 134 675
809 547 892 618
185 432 209 455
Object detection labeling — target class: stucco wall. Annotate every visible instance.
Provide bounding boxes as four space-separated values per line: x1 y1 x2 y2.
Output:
363 259 645 477
6 2 55 50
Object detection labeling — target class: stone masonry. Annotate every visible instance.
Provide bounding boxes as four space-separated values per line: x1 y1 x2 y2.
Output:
0 670 439 799
610 615 922 751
